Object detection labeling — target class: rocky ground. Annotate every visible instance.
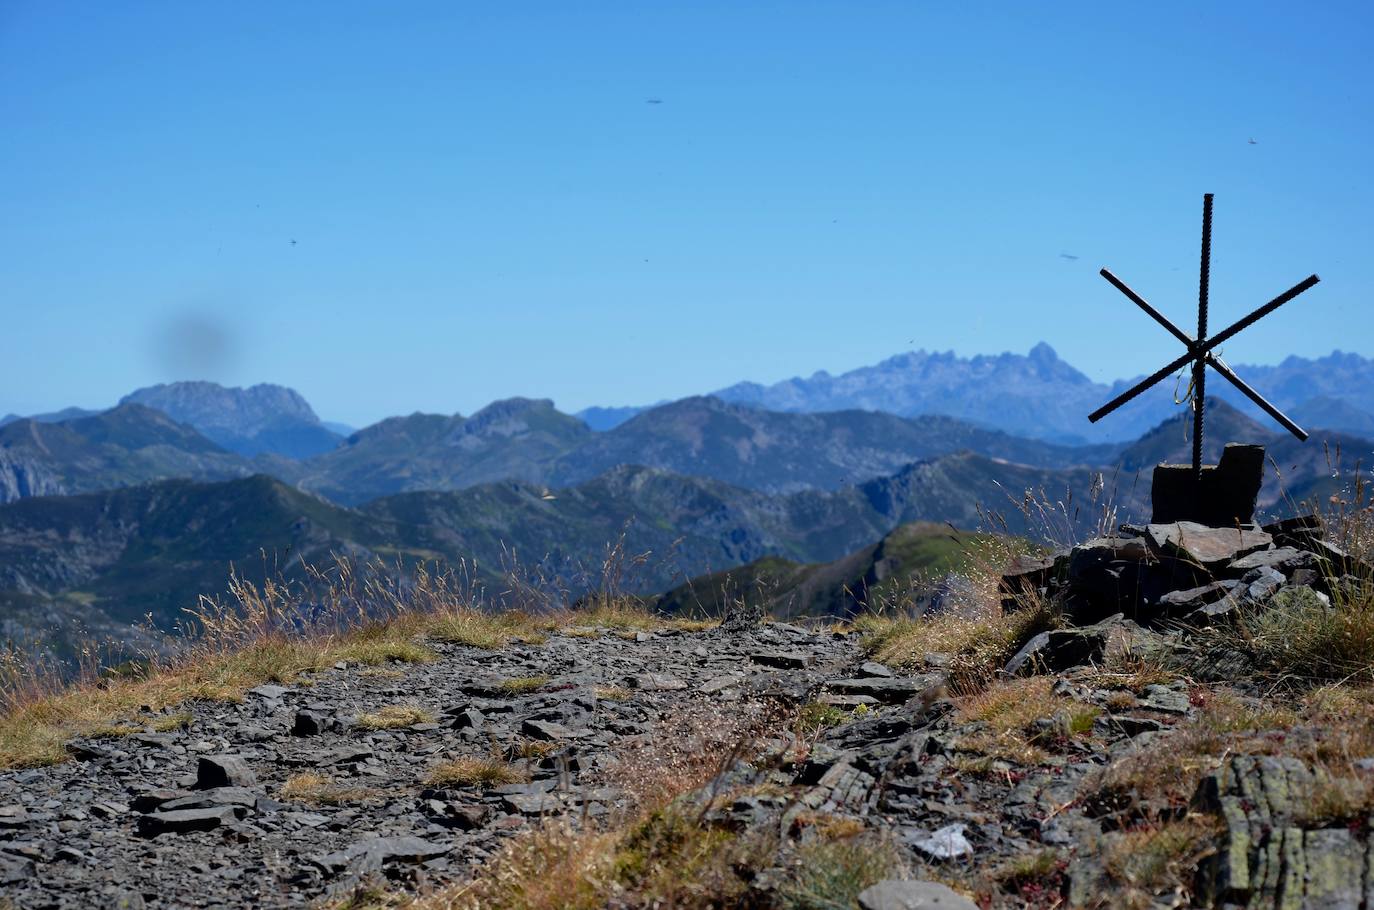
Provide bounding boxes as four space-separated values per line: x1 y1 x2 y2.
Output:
2 514 1373 909
0 621 862 909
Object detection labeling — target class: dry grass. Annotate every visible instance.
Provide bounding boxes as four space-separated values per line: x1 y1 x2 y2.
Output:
789 811 867 841
279 772 379 805
952 676 1099 765
776 837 905 910
593 686 633 701
356 704 435 730
1101 816 1220 909
0 635 346 768
496 675 549 695
857 596 1057 692
1206 583 1374 685
425 608 551 649
569 596 716 633
1089 688 1323 820
1078 650 1177 694
413 698 787 910
413 822 619 910
506 739 560 761
425 757 527 789
150 711 193 732
0 555 700 770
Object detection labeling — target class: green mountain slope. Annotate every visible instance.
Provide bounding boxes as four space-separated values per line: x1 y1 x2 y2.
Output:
547 396 1097 494
652 522 989 620
0 405 300 504
0 446 1134 657
296 398 592 505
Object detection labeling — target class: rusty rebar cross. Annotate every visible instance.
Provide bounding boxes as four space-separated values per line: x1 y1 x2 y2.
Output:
1088 193 1320 479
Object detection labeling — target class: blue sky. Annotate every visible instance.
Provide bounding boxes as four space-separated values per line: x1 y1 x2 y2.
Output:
2 2 1370 427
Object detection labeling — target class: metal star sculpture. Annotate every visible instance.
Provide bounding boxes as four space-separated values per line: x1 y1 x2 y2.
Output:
1088 193 1320 479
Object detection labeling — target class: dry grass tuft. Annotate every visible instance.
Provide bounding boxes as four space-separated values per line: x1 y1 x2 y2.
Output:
1101 816 1220 909
414 821 618 910
857 594 1057 693
790 811 868 841
570 596 716 634
279 772 378 805
1205 584 1374 685
496 675 549 695
355 704 434 730
506 739 559 761
151 711 193 732
593 686 633 701
425 608 550 649
425 757 527 789
776 837 905 910
952 676 1099 765
1079 650 1177 694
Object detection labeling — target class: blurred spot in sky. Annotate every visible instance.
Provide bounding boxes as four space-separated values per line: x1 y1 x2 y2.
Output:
150 310 238 381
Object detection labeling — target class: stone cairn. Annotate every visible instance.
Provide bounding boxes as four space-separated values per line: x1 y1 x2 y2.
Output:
997 444 1374 907
999 443 1364 650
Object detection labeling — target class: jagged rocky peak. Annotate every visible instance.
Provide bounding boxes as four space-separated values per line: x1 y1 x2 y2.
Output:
120 381 322 435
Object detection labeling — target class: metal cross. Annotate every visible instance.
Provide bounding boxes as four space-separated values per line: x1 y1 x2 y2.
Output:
1088 193 1320 479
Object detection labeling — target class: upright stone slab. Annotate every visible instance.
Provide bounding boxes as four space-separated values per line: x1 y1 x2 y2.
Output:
1151 443 1265 526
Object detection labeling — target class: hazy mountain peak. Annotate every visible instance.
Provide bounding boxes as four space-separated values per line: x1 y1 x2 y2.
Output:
121 381 320 431
119 381 340 460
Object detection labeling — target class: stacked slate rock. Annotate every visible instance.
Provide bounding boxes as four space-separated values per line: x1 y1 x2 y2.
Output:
1001 514 1367 633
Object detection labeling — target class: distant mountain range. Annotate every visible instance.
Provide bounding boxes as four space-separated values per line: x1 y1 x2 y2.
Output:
2 392 1108 507
9 347 1372 462
2 393 1366 657
582 345 1374 445
2 381 1364 517
0 451 1119 655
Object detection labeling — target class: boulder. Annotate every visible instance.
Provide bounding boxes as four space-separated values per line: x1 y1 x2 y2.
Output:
292 710 328 737
521 719 571 741
1227 546 1317 576
195 754 257 790
1064 536 1156 621
313 835 451 875
1238 566 1285 604
999 553 1059 609
1193 755 1368 908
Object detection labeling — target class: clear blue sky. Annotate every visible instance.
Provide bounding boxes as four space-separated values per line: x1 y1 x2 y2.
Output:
2 2 1370 427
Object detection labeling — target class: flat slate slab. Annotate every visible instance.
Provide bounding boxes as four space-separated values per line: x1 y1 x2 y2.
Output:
827 675 943 704
858 879 979 909
136 806 238 837
1146 521 1272 568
